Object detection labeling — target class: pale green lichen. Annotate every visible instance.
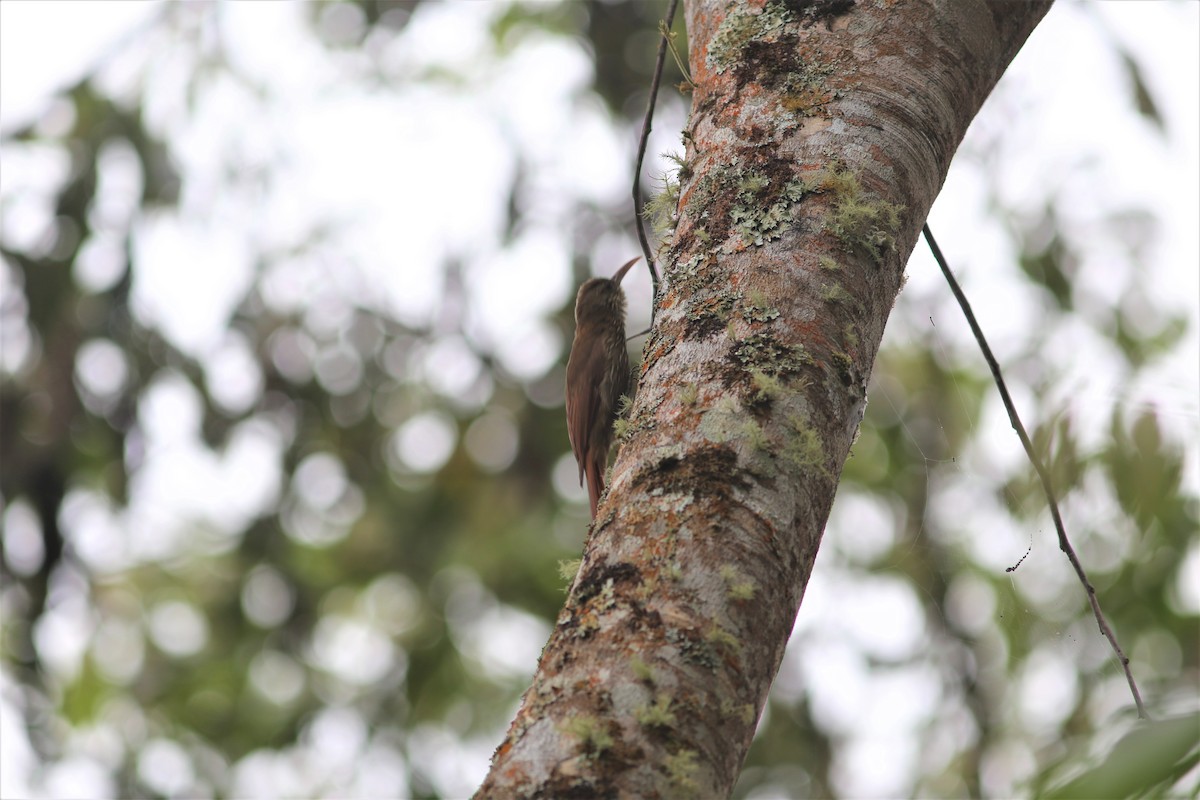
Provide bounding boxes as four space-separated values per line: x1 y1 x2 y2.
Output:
597 577 616 610
741 290 780 323
776 43 839 120
562 714 613 755
732 333 812 376
635 694 677 728
683 162 811 252
818 254 841 272
679 382 699 406
706 1 791 74
728 174 810 248
700 397 754 445
557 558 582 586
614 395 655 443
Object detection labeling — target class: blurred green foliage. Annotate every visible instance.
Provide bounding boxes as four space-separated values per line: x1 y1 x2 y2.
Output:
0 2 1194 798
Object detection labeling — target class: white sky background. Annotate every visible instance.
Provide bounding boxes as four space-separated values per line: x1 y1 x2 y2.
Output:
1 1 1198 798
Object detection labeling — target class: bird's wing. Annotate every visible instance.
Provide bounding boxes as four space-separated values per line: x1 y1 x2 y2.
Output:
565 332 605 486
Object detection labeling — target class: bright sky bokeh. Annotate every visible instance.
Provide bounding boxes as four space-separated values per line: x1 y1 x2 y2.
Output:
1 1 1197 798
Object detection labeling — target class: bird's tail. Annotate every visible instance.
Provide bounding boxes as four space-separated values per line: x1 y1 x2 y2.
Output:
585 458 604 519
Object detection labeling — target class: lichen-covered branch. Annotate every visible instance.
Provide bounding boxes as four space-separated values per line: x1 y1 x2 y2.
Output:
476 1 1053 797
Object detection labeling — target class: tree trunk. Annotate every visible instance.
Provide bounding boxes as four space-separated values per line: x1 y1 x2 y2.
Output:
476 1 1052 796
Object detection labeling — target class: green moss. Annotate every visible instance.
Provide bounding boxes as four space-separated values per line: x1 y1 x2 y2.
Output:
665 748 701 794
562 714 613 755
665 150 693 182
705 623 742 655
818 255 841 271
781 413 830 477
815 163 904 264
612 394 638 440
749 368 784 401
613 395 655 443
635 694 677 728
820 282 855 306
843 323 859 349
720 699 757 726
631 655 654 683
720 565 758 600
644 165 682 238
738 416 769 451
680 382 699 406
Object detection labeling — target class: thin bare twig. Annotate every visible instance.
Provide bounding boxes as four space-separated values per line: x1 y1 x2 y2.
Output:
660 20 695 90
923 223 1148 720
632 0 680 321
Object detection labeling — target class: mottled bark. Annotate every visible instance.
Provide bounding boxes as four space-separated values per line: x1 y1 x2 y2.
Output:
477 1 1052 797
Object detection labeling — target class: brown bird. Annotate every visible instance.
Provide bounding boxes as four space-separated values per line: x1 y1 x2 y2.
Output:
566 257 638 519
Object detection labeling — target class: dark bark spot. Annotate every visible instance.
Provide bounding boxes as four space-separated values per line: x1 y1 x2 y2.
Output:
737 36 799 92
626 604 665 634
637 444 749 502
732 30 840 119
535 777 617 800
722 332 812 395
685 311 726 341
575 561 643 605
666 625 719 670
779 0 856 29
684 293 735 340
831 350 856 386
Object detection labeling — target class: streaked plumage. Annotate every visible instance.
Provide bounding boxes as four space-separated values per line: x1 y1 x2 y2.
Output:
565 258 637 518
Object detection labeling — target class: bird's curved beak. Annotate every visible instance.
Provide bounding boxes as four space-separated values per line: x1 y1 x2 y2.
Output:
612 257 640 285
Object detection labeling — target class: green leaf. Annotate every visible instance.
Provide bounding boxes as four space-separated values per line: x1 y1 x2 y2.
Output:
1041 714 1200 799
